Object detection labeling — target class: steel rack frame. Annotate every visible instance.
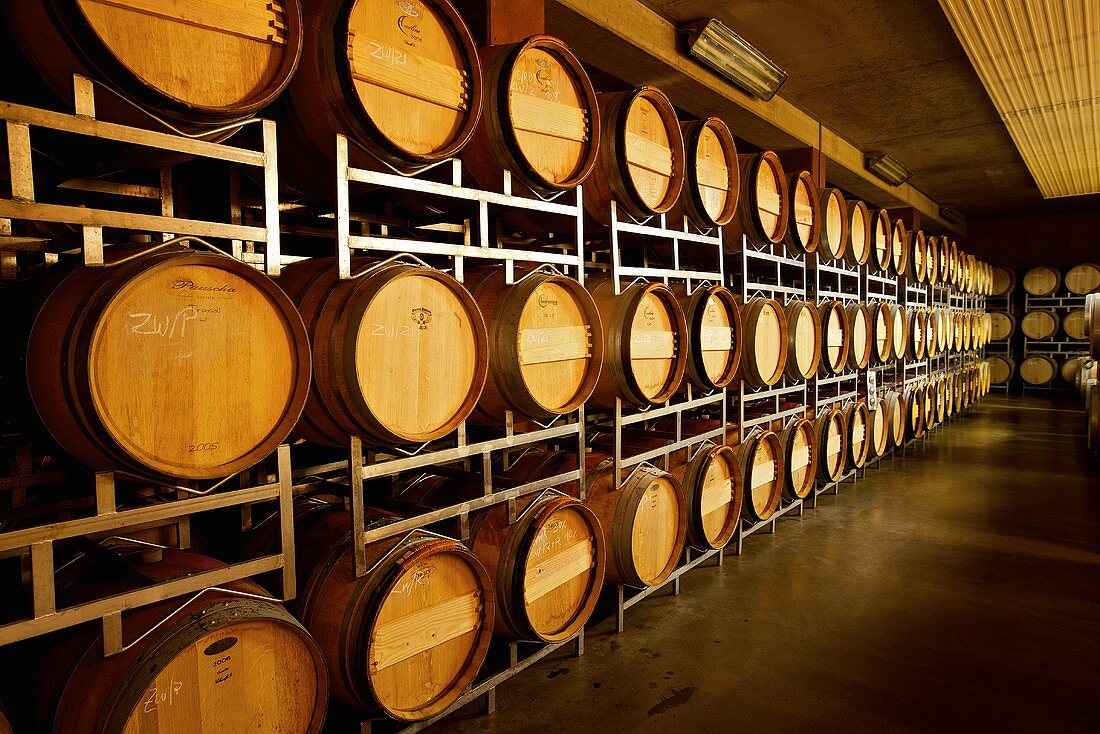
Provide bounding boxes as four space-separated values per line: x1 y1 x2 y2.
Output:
1021 291 1085 395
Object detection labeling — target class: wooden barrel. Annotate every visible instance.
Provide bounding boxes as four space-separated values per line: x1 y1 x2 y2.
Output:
291 502 493 720
1088 382 1100 451
677 283 742 390
462 35 600 196
906 308 927 360
1060 356 1085 385
931 378 945 427
1022 266 1061 296
1063 308 1088 340
279 257 487 446
818 300 851 375
1090 294 1100 359
961 311 974 351
679 117 741 227
2 0 302 138
870 209 892 272
908 230 928 283
1077 359 1096 397
923 308 938 357
679 443 743 549
737 430 784 521
585 457 688 586
1065 263 1100 295
814 407 847 483
890 305 907 361
990 266 1016 296
892 219 910 276
780 417 818 500
728 151 790 247
586 86 686 224
26 246 311 481
926 236 941 285
1019 355 1057 386
784 299 822 380
937 240 950 287
948 241 960 287
945 373 958 416
883 391 904 448
586 278 688 407
905 385 925 439
870 301 894 363
1021 310 1059 340
283 0 482 177
988 355 1014 385
867 395 890 457
844 200 872 267
34 551 328 734
950 311 963 352
843 401 870 469
784 170 821 254
465 266 602 423
989 312 1016 341
816 188 849 262
845 302 872 370
739 297 789 387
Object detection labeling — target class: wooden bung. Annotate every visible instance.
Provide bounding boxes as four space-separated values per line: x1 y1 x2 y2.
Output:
818 299 851 375
279 256 488 446
727 151 790 248
585 277 688 407
465 266 603 423
679 117 741 228
676 443 743 549
870 301 894 364
1021 310 1058 340
843 401 870 469
585 85 686 224
870 209 892 273
675 283 743 391
784 299 822 381
780 417 818 500
25 246 311 481
814 406 847 483
1065 263 1100 295
737 430 784 522
784 170 821 254
816 187 849 262
845 302 872 370
844 199 871 267
739 297 789 387
1019 355 1057 385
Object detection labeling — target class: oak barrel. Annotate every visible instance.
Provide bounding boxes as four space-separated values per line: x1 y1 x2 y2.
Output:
987 355 1014 384
1063 309 1088 340
882 391 904 448
462 35 600 196
892 219 910 276
1090 293 1100 358
465 266 602 423
844 199 871 267
867 395 890 458
739 297 789 387
906 308 927 360
784 299 822 380
817 300 850 375
784 170 821 254
586 278 688 407
869 209 892 272
737 430 784 522
676 283 742 391
816 188 849 262
1022 266 1060 296
990 266 1015 296
279 257 488 446
814 407 847 483
1019 355 1057 386
908 230 928 283
843 401 871 469
1020 310 1059 340
890 305 907 361
33 550 328 734
728 151 790 248
1065 263 1100 295
26 246 311 481
780 417 818 500
870 301 894 364
937 240 950 288
845 302 872 370
1088 382 1100 451
677 443 743 549
905 384 925 439
926 236 941 286
989 312 1015 341
680 117 741 227
586 86 686 224
1060 356 1085 386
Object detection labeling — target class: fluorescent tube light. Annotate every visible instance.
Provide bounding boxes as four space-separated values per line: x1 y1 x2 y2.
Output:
679 19 787 101
864 151 913 186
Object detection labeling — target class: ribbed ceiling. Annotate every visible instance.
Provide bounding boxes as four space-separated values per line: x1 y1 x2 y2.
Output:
939 0 1099 199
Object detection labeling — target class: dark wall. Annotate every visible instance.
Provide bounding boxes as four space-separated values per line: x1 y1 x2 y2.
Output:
967 209 1100 270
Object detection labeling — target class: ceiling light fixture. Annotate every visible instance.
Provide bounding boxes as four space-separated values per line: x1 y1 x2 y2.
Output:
864 151 913 187
939 204 966 224
678 19 788 101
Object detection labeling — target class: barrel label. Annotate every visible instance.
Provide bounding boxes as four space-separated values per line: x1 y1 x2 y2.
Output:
172 280 236 293
395 2 423 46
518 326 591 365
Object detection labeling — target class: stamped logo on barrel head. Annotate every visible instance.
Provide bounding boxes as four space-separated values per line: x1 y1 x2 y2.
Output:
411 307 432 329
538 292 559 308
643 305 656 323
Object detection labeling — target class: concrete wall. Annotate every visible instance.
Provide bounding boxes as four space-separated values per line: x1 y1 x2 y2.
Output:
967 209 1100 270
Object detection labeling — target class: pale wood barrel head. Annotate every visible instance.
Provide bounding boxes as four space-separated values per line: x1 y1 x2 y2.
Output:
989 312 1015 341
847 305 870 368
911 231 927 282
697 447 739 545
869 399 889 457
1060 358 1082 385
625 95 676 211
345 0 474 157
692 119 738 225
891 221 908 274
846 200 870 265
888 394 904 447
629 289 682 400
747 436 781 518
120 619 320 734
357 273 483 442
871 210 890 271
819 188 847 260
749 299 785 384
988 356 1013 384
791 173 817 249
787 420 816 498
990 267 1014 295
1064 309 1088 340
873 304 891 362
1021 310 1058 340
822 303 848 373
698 290 738 386
1022 266 1060 296
368 551 488 718
788 301 819 379
74 0 299 111
89 262 301 479
909 310 926 359
823 414 845 479
755 155 785 242
848 404 868 466
522 504 601 639
508 44 590 186
891 306 906 359
629 475 683 585
1019 356 1056 385
517 279 597 414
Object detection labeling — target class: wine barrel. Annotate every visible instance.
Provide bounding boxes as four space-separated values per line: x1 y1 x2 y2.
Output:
924 307 939 357
33 550 328 734
814 407 847 483
676 283 742 391
1022 266 1060 296
728 151 790 248
1065 263 1100 295
845 302 872 370
951 311 965 352
926 236 941 286
279 257 487 445
908 230 928 283
870 209 892 272
784 170 821 254
739 297 789 387
784 300 822 380
291 502 494 720
936 240 950 288
906 308 927 360
26 246 310 481
586 86 686 224
1063 308 1088 340
586 278 688 407
883 391 904 448
585 457 688 587
1077 359 1096 397
988 355 1014 384
1019 355 1057 386
1021 310 1059 340
867 395 890 458
679 117 741 227
780 417 818 500
818 300 851 375
465 266 602 423
678 443 743 549
931 378 945 427
870 301 894 364
1090 294 1100 359
944 374 957 416
844 200 872 267
816 188 849 262
462 35 600 197
892 219 910 276
737 430 784 521
843 401 870 469
948 241 960 287
905 385 925 439
1088 382 1100 451
989 312 1015 341
1060 356 1085 385
990 266 1015 296
2 0 302 139
283 0 482 178
890 305 908 361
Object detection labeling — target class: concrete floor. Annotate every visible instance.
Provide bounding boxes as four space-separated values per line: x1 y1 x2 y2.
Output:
434 397 1100 733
